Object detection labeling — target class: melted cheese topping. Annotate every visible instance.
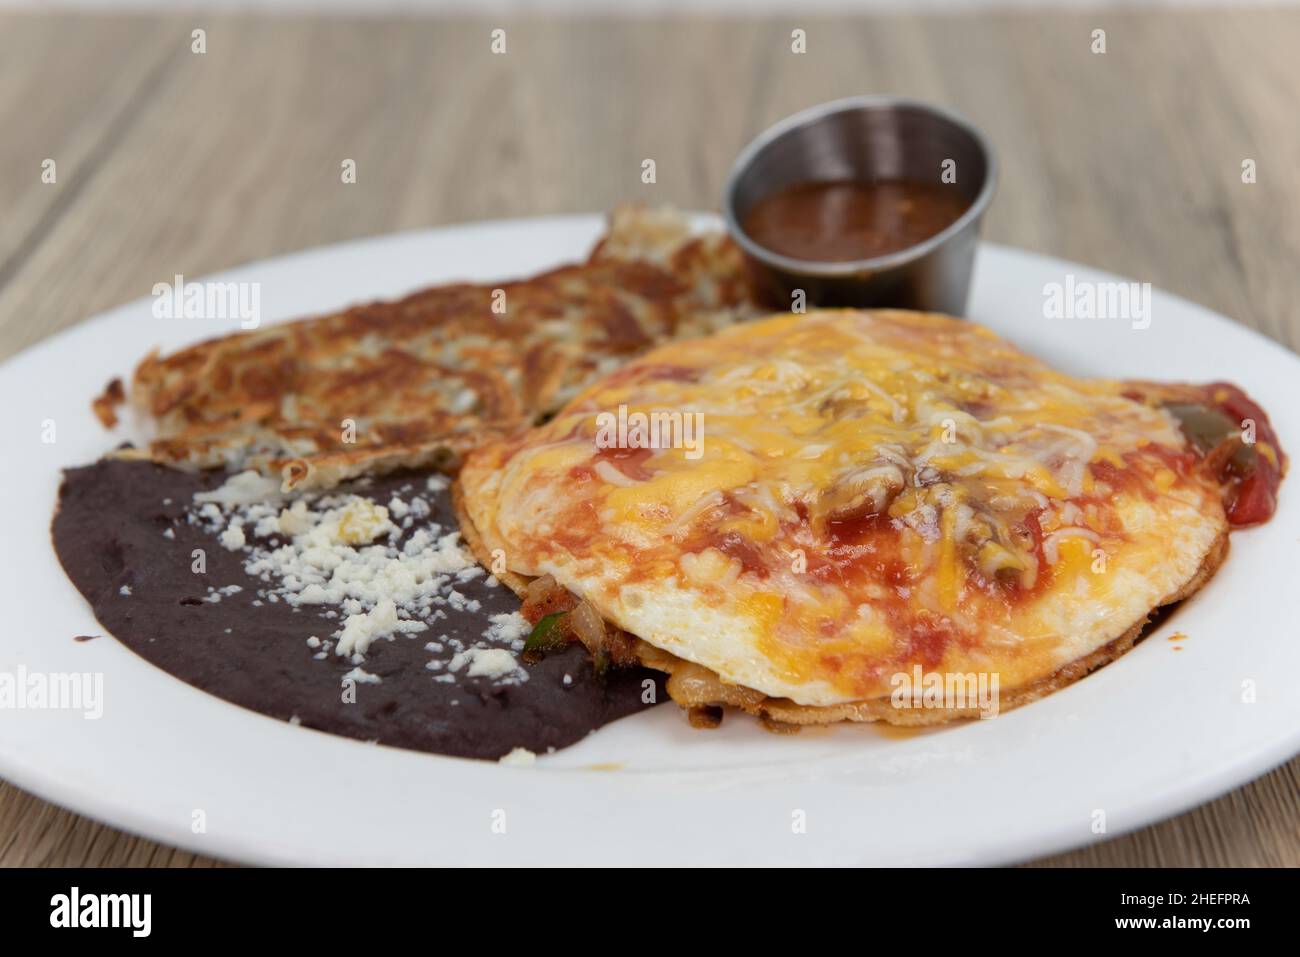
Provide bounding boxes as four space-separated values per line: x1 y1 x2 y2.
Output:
460 310 1227 706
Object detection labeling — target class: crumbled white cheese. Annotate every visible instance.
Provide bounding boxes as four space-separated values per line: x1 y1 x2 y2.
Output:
448 646 526 683
118 584 132 596
188 478 528 689
203 583 243 604
498 747 536 767
337 597 426 658
195 469 282 507
219 525 246 551
485 611 530 650
273 499 312 536
343 666 382 685
335 499 392 545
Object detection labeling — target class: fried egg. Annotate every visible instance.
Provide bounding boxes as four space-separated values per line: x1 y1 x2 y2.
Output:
459 310 1279 717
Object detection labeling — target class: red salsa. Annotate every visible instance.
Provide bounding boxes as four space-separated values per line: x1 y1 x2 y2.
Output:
742 179 971 263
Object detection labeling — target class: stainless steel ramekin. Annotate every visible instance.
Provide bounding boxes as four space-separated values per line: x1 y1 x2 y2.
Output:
722 95 998 315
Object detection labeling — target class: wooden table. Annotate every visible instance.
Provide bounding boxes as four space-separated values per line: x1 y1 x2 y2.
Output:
2 9 1297 867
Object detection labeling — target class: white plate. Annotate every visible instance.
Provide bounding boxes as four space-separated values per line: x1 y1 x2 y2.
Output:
2 214 1299 867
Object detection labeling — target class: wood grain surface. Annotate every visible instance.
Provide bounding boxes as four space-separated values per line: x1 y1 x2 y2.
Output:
1 9 1297 867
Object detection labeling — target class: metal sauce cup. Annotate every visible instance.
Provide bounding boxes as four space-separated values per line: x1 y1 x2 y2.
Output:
723 95 997 316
